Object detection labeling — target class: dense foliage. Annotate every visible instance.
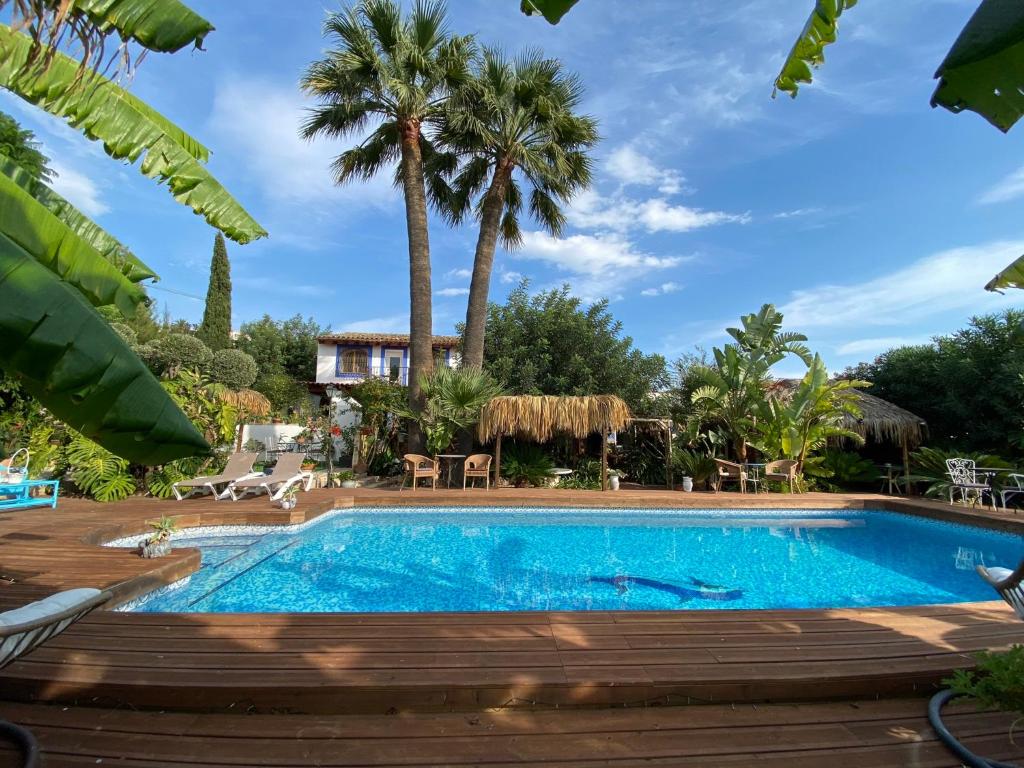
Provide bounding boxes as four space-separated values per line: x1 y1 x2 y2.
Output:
236 314 324 409
481 282 668 412
209 348 258 390
947 645 1024 721
196 233 232 351
0 110 52 184
845 311 1024 457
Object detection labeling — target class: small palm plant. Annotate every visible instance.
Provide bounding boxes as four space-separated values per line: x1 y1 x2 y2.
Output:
403 366 504 455
140 515 178 559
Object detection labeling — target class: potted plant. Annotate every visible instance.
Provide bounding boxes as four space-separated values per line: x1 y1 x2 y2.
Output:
607 469 624 491
337 470 360 489
301 459 317 472
139 515 177 558
681 476 694 492
278 486 298 510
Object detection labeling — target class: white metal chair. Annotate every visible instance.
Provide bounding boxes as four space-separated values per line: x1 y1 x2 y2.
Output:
945 458 993 509
998 473 1024 513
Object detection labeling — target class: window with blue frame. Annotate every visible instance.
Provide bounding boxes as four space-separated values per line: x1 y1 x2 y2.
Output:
340 348 369 374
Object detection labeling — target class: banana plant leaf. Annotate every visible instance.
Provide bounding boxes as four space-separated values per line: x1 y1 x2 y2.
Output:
0 233 209 463
985 253 1024 292
774 0 858 98
0 26 268 244
0 169 146 316
75 0 214 53
520 0 579 24
931 0 1024 132
0 156 156 283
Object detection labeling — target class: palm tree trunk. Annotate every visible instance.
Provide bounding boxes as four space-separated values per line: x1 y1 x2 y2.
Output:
460 161 512 369
398 118 433 453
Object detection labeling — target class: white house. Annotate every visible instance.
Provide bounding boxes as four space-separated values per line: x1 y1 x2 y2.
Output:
315 332 461 387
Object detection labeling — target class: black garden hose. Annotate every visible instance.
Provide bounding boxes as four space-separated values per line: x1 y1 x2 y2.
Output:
929 689 1020 768
0 719 39 768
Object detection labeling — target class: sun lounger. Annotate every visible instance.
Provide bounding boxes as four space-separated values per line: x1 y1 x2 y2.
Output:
171 452 260 501
0 588 110 767
977 560 1024 620
227 453 313 501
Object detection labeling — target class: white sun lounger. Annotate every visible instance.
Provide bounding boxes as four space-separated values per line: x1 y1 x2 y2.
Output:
977 560 1024 620
171 452 260 501
0 588 110 766
227 453 313 502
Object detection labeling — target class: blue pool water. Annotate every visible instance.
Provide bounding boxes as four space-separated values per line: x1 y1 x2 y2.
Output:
128 508 1024 613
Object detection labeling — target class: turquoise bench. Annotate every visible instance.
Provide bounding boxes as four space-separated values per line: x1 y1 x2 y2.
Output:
0 480 59 510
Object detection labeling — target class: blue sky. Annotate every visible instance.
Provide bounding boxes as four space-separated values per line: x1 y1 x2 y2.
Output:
4 0 1024 375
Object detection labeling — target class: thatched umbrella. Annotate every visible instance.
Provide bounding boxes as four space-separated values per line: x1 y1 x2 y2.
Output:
845 390 926 492
219 390 273 451
478 395 632 490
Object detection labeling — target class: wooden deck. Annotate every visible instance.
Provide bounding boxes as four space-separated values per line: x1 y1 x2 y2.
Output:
1 489 1023 765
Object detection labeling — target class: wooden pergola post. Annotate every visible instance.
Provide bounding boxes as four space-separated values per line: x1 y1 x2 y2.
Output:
494 434 502 491
902 438 912 496
600 428 608 491
665 420 673 489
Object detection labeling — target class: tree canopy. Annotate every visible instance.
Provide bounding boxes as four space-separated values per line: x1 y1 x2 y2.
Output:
480 282 667 412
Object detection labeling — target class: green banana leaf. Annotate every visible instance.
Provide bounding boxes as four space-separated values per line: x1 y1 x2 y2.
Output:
520 0 580 24
0 156 156 283
75 0 214 53
0 232 209 463
0 26 268 244
931 0 1024 132
774 0 858 98
985 253 1024 292
0 170 146 316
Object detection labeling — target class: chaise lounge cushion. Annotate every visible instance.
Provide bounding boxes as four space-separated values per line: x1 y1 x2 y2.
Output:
0 588 103 629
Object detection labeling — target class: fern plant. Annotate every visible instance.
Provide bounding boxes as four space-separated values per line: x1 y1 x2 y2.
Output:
66 431 135 501
501 442 554 487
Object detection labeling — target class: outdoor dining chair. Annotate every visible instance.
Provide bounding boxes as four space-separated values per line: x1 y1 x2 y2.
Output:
713 459 747 493
463 454 493 490
998 473 1024 513
402 454 439 491
945 458 994 510
764 460 800 493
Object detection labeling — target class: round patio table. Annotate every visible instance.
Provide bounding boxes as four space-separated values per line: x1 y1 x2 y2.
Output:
436 454 467 488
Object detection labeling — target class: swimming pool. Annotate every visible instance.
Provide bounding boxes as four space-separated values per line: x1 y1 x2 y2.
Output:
121 508 1024 613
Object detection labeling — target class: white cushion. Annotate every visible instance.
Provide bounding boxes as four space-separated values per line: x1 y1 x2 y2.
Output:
0 588 102 628
983 567 1014 583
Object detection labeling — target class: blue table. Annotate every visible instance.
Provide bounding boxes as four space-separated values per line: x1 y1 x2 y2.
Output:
0 480 59 510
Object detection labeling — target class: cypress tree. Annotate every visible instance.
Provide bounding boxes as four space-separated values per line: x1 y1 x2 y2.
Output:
197 233 232 351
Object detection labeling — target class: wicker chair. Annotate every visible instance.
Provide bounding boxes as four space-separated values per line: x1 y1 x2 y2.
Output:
714 459 747 493
977 560 1024 620
463 454 492 490
402 454 439 491
764 460 800 493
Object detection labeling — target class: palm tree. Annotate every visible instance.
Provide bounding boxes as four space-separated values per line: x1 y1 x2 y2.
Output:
433 48 598 368
726 304 812 367
301 0 475 451
404 365 504 455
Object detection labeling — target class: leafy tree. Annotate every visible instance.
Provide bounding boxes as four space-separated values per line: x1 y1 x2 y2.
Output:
143 333 213 378
196 233 232 351
434 49 597 369
845 310 1024 456
0 109 52 184
481 281 667 411
236 314 325 384
0 5 266 463
209 348 258 390
253 371 309 413
302 0 475 452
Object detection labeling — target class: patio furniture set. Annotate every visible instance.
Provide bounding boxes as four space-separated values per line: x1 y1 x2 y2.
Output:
945 457 1024 512
402 453 494 490
712 459 801 494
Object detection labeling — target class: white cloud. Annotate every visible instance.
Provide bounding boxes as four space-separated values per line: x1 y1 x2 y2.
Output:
640 281 681 297
835 336 932 356
340 314 408 333
49 160 109 217
500 270 524 284
780 240 1024 330
436 287 469 297
569 190 748 234
978 166 1024 205
606 145 684 194
235 277 334 298
773 207 823 219
445 268 472 280
206 77 397 208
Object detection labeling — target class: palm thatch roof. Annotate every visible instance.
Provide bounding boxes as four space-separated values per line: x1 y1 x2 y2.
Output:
768 380 926 447
478 395 632 442
845 390 926 447
219 389 272 417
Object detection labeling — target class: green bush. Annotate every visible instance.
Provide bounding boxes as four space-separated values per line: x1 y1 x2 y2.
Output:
501 442 554 487
947 645 1024 720
812 449 878 491
142 333 213 376
209 349 258 389
254 371 309 412
559 458 602 490
674 449 717 489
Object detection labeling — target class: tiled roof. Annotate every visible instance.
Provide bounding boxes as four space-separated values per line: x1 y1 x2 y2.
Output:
318 332 460 347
